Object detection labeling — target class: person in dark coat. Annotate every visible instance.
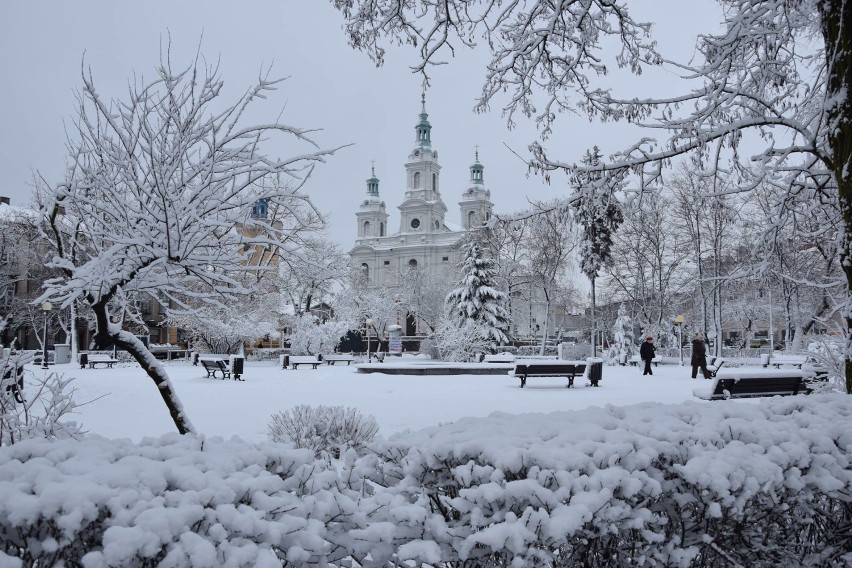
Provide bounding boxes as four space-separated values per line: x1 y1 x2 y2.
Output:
639 335 656 376
691 333 710 379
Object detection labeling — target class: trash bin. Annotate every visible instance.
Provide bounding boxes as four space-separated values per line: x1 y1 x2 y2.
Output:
230 356 244 380
79 353 88 369
280 354 289 369
587 358 604 387
54 344 71 364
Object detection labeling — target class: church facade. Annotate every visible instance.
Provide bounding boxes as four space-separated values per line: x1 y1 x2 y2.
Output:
349 98 493 296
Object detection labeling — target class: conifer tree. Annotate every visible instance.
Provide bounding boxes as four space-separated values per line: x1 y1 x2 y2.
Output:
446 234 510 348
612 304 635 360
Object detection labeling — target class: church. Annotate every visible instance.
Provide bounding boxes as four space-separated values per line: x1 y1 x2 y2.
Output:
349 96 494 299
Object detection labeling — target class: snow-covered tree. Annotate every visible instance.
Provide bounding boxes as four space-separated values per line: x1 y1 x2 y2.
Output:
278 235 348 316
573 147 623 357
396 265 453 334
431 314 491 362
446 234 510 349
36 52 341 434
611 304 635 362
288 313 349 356
330 0 852 391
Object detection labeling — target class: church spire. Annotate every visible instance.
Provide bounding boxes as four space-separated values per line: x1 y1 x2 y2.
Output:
415 91 432 150
366 161 380 197
469 147 484 186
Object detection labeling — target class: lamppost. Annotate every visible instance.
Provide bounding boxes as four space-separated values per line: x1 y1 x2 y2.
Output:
41 302 52 369
674 314 685 366
365 319 374 363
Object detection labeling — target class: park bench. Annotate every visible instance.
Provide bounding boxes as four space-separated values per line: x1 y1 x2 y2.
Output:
200 358 233 380
324 355 356 365
83 353 119 369
706 357 726 378
282 355 323 369
511 359 590 388
2 351 32 404
483 353 515 363
762 354 807 369
628 355 661 367
693 369 807 400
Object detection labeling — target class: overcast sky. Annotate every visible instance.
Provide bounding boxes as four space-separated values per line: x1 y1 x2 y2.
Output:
0 1 721 250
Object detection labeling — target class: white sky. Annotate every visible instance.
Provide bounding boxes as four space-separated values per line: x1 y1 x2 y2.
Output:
0 0 721 250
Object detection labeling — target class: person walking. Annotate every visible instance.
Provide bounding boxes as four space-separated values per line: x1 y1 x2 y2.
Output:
691 333 710 379
639 335 656 376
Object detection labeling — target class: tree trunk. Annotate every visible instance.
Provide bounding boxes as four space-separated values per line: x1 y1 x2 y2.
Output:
590 277 597 357
92 304 196 434
820 0 852 394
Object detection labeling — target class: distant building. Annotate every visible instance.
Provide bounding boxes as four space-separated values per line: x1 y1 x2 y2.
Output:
349 97 496 334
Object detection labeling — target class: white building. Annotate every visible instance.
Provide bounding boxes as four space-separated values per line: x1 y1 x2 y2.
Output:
349 98 494 329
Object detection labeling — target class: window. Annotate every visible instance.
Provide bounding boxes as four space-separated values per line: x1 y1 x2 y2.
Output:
408 259 418 268
413 172 421 188
434 220 440 229
442 256 449 262
468 211 476 228
361 263 369 279
363 220 371 236
432 173 437 190
379 222 385 236
410 218 420 229
383 260 390 266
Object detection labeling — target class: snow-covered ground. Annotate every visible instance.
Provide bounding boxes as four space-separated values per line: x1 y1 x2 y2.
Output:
37 357 734 442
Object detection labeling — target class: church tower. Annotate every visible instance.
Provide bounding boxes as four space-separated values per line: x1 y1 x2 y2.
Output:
458 149 493 229
355 165 388 239
398 94 448 234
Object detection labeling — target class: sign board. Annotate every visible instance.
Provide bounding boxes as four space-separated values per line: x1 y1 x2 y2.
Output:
389 335 402 355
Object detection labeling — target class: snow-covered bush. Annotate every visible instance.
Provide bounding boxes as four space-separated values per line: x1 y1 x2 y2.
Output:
431 316 491 362
268 404 379 458
288 314 349 356
0 363 83 446
608 304 635 363
0 396 850 567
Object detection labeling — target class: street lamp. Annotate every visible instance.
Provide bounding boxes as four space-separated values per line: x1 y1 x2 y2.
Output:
41 302 52 369
674 314 685 366
365 319 374 363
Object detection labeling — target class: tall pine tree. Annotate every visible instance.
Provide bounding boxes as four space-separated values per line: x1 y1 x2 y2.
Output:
446 234 510 348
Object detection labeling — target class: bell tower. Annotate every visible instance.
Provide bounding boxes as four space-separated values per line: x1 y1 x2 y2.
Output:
400 93 447 234
355 164 389 239
459 148 493 229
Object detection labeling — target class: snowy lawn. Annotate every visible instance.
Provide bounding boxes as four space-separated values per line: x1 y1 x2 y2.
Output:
40 358 732 442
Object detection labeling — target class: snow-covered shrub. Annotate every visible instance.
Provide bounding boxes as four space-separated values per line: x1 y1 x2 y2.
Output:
431 316 491 362
288 314 349 356
0 364 83 446
268 404 379 457
0 396 850 567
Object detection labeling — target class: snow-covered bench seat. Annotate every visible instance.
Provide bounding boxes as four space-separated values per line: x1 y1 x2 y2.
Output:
324 355 356 365
762 354 807 369
82 353 119 369
706 357 725 378
510 359 589 388
693 369 807 400
281 355 322 369
200 359 232 380
628 355 661 367
483 353 515 363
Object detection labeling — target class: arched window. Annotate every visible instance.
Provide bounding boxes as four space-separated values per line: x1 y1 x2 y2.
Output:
434 220 440 230
432 173 437 190
361 263 369 279
468 211 476 228
379 222 385 236
363 220 370 236
413 171 421 188
408 259 418 268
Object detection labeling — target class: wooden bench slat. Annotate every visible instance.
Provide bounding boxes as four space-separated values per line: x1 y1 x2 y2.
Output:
511 360 594 388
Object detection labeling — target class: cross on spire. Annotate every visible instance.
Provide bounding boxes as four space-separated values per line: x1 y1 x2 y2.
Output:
475 145 480 161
